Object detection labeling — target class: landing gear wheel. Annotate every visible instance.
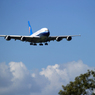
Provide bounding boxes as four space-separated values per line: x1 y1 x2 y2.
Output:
30 43 37 46
45 43 48 45
30 42 33 45
39 43 43 46
34 43 37 46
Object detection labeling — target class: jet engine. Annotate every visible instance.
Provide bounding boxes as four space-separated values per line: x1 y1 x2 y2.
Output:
21 37 26 41
5 36 11 41
66 36 72 41
56 37 62 42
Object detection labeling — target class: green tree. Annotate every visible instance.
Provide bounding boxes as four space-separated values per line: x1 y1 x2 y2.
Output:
58 70 95 95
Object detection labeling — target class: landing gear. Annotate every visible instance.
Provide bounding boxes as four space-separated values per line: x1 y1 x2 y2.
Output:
39 43 43 46
45 43 48 45
30 43 37 46
30 42 33 45
30 42 48 46
34 43 37 46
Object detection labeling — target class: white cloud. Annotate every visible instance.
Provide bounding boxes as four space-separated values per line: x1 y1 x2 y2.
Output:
0 63 13 88
0 62 41 95
39 60 93 95
0 60 94 95
9 62 28 80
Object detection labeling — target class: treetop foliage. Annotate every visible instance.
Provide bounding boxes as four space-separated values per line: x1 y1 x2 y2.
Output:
58 70 95 95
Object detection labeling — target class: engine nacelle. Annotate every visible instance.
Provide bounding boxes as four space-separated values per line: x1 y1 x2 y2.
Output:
66 36 72 41
56 37 62 42
21 37 26 41
5 36 11 41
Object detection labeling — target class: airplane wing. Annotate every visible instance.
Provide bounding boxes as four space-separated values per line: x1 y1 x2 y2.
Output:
47 35 81 42
0 35 40 42
0 34 80 43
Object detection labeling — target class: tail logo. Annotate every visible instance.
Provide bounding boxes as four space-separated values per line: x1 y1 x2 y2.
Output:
28 21 33 35
29 27 30 33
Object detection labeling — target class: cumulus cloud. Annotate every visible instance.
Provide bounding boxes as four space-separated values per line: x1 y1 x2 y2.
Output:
0 60 94 95
0 62 41 95
39 60 93 95
0 63 13 88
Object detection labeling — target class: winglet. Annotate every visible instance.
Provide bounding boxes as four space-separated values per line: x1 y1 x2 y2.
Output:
28 21 33 35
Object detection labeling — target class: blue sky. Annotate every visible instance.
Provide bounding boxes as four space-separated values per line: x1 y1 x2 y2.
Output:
0 0 95 95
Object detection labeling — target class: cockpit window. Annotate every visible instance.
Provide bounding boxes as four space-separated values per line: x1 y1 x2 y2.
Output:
45 29 49 32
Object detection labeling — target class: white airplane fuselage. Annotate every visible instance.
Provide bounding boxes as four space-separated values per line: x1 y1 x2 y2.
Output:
30 28 50 38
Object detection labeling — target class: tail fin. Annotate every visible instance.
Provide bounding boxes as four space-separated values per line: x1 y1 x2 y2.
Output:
28 21 33 35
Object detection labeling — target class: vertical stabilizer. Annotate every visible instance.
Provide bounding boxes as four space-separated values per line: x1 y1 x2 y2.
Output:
28 21 33 35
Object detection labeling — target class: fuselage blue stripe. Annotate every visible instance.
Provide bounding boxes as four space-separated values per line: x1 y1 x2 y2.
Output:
37 31 50 37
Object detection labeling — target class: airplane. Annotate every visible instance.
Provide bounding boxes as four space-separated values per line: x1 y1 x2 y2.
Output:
0 21 80 46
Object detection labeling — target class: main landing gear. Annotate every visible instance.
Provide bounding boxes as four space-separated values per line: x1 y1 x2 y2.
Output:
39 43 48 46
30 42 37 46
30 42 48 46
39 43 43 46
45 43 48 45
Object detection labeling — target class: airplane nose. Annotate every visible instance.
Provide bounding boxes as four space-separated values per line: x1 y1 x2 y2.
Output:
48 31 50 36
